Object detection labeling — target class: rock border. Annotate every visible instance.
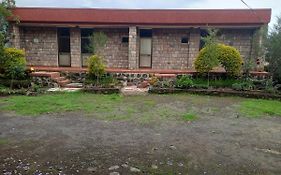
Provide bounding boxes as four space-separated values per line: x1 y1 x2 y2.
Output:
149 88 281 100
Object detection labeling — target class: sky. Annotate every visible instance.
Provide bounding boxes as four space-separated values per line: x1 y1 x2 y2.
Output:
14 0 281 29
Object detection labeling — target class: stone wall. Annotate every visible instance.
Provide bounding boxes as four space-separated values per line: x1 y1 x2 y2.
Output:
152 29 191 70
20 27 58 66
9 24 21 49
128 26 138 69
217 29 254 59
70 28 81 67
96 28 129 69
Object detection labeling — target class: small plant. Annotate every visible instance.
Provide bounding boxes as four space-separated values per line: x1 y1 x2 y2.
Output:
232 79 255 91
182 113 198 121
87 55 106 85
175 75 194 89
148 75 159 86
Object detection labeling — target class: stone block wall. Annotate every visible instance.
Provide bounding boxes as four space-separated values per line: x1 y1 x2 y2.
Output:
188 29 200 69
128 26 138 69
9 24 21 49
152 29 191 70
217 29 254 59
95 28 129 69
70 28 81 67
20 27 58 66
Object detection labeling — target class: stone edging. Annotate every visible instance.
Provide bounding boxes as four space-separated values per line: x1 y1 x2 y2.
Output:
149 88 281 100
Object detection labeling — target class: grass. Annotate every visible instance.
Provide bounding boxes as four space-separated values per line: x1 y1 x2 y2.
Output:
182 113 198 121
0 92 199 123
0 92 122 116
0 138 9 145
239 99 281 118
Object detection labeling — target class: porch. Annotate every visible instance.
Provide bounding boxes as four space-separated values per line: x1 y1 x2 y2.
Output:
31 66 269 77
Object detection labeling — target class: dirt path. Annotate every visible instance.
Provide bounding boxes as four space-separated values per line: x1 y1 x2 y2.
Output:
0 95 281 175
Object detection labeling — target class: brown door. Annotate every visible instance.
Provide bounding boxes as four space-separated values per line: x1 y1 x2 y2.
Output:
139 38 152 68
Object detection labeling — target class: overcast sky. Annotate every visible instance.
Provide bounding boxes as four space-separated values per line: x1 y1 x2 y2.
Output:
15 0 281 29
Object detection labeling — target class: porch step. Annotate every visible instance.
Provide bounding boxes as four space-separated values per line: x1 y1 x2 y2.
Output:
31 71 72 88
64 83 83 88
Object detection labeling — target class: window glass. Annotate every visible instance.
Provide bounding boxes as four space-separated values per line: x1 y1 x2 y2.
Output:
58 28 70 53
81 29 93 53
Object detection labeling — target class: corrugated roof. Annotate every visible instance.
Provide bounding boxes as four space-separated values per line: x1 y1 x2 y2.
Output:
9 7 271 26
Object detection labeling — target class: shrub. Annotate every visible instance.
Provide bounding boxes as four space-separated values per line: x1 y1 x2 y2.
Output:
195 44 243 77
194 45 219 74
217 44 243 77
175 75 194 89
232 79 255 91
1 48 27 80
87 54 105 79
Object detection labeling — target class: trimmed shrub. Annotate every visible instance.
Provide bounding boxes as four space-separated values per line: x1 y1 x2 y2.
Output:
195 44 243 77
194 45 219 74
175 75 194 89
87 54 105 79
217 44 243 77
1 48 27 79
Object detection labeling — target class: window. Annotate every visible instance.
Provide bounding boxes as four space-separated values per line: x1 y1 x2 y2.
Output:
140 29 152 37
181 37 189 44
81 28 93 53
199 29 209 50
122 36 129 43
58 28 70 53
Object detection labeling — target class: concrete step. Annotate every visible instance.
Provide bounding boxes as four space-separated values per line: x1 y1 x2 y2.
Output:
30 71 60 78
53 76 67 82
57 79 71 86
64 83 83 88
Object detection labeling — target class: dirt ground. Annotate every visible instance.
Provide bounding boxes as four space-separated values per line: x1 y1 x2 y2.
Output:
0 94 281 175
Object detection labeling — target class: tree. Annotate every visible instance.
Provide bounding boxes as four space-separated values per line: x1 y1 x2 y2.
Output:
266 15 281 83
0 0 15 43
194 28 220 87
88 31 108 55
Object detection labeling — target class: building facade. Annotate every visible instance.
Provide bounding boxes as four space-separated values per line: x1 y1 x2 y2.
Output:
9 8 271 70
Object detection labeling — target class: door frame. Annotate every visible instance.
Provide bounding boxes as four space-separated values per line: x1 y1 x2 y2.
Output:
57 28 71 67
139 29 153 68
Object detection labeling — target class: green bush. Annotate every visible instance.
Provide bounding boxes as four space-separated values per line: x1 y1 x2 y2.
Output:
194 46 219 74
1 48 27 79
217 44 243 77
85 74 117 88
87 54 105 79
175 75 194 89
193 78 241 88
232 79 255 91
195 44 243 77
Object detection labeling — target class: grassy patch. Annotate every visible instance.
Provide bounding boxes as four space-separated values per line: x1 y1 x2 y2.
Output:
239 99 281 118
0 138 9 145
182 113 198 121
0 92 122 116
0 92 203 123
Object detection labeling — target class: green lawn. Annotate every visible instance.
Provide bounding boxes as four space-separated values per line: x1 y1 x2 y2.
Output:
239 99 281 118
1 92 280 121
0 92 200 123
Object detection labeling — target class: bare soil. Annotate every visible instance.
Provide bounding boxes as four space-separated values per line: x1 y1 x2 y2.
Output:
0 95 281 175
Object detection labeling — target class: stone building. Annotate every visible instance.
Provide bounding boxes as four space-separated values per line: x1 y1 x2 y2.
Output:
8 8 271 71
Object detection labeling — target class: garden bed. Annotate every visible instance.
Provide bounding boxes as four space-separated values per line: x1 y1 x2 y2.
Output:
82 87 120 94
149 87 281 100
